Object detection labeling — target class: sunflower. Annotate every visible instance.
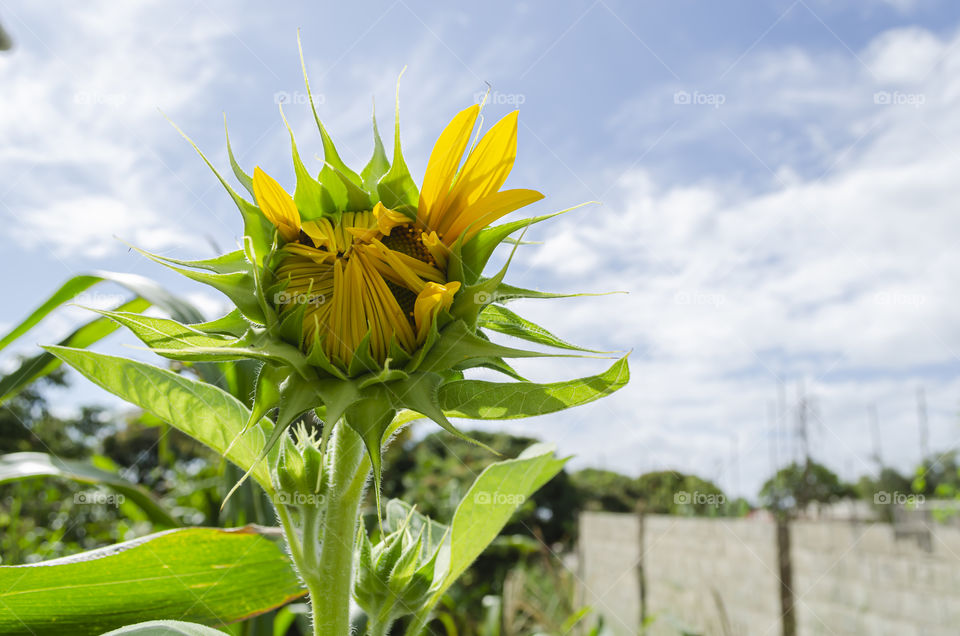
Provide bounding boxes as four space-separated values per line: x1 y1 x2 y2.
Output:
254 104 543 367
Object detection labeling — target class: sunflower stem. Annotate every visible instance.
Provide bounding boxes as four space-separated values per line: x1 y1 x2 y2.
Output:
289 419 369 636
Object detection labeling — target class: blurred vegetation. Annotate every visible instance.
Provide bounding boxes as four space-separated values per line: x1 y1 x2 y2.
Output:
12 372 960 634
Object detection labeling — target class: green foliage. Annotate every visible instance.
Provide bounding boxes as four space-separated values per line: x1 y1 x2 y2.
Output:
0 526 305 635
759 460 854 516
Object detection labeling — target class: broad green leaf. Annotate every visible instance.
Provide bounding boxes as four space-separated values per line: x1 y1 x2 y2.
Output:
0 271 201 353
103 620 227 635
45 346 275 491
0 297 149 405
432 444 566 602
0 526 305 635
478 304 604 353
0 452 178 528
438 355 629 419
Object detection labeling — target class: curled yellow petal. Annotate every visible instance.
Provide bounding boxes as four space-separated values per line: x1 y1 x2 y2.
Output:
421 230 449 270
373 201 410 236
253 166 301 242
413 281 461 343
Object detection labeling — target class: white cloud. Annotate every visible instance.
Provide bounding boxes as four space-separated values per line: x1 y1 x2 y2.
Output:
502 25 960 496
0 1 235 259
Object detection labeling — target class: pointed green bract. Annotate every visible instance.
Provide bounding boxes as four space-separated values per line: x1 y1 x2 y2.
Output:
458 202 595 284
361 103 391 199
224 115 255 198
478 304 605 353
164 115 272 260
279 105 335 220
297 32 363 189
377 71 419 218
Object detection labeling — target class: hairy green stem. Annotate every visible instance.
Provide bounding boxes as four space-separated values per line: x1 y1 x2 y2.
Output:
294 420 370 636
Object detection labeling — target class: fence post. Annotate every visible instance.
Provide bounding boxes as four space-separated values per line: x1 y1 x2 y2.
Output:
636 502 646 628
776 518 796 636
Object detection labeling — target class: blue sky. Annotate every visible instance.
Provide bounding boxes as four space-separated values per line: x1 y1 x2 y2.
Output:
2 0 960 497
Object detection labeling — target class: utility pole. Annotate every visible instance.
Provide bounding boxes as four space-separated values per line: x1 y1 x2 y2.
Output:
796 381 810 466
767 401 778 476
917 387 929 464
868 404 883 469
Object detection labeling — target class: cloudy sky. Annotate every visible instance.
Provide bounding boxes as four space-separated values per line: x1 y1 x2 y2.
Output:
2 0 960 497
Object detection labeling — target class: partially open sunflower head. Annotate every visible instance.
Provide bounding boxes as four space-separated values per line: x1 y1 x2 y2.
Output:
114 48 627 496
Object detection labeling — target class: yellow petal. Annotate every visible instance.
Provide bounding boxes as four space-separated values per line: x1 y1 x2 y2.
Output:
253 167 301 242
418 104 480 229
413 281 461 343
420 230 449 271
436 111 518 236
373 201 410 236
442 188 544 245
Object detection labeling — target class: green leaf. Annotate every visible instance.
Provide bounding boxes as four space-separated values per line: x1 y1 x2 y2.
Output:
0 526 305 635
103 620 228 635
438 355 629 419
0 452 178 527
0 271 201 353
45 346 275 491
0 297 149 405
478 304 604 353
431 444 566 602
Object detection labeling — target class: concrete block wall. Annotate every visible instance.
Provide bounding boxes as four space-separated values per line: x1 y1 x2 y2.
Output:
641 516 782 636
577 511 960 635
791 520 960 636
